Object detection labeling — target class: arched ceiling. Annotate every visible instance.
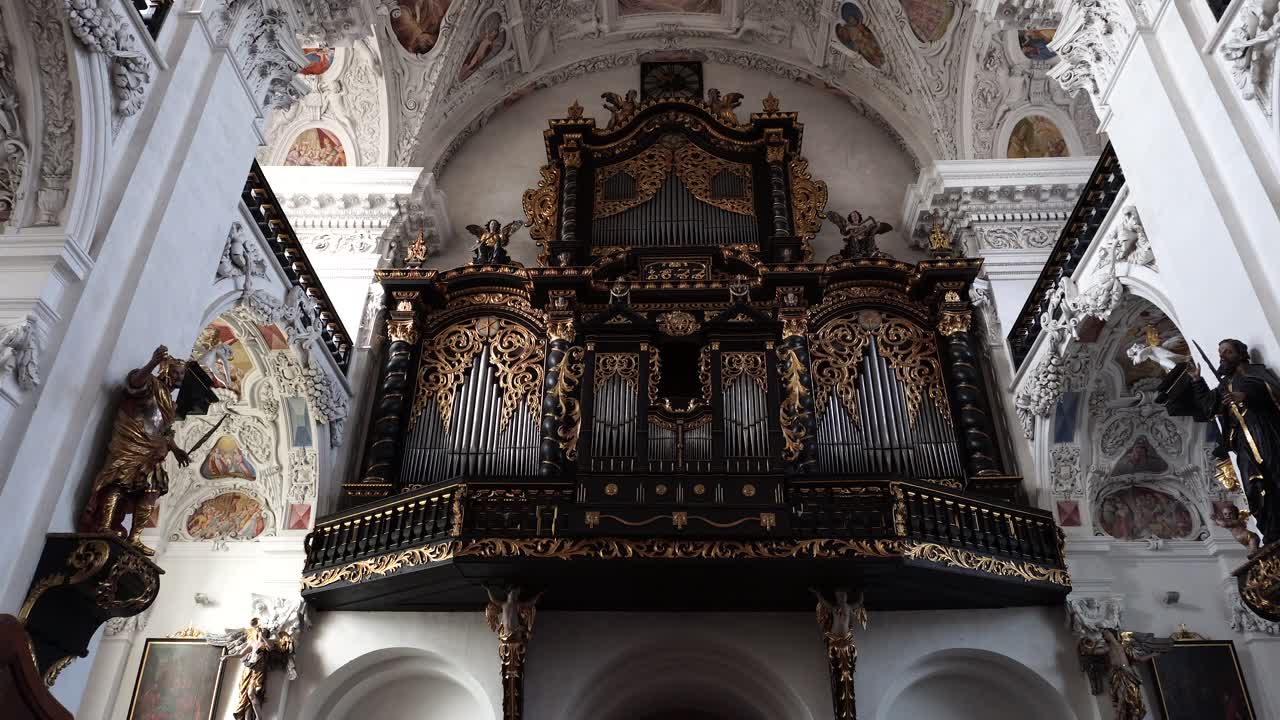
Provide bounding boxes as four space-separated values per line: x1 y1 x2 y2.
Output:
372 0 995 174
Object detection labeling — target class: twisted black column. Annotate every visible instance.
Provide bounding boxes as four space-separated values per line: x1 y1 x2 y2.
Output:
938 305 1002 479
768 162 791 237
351 292 419 502
539 318 582 476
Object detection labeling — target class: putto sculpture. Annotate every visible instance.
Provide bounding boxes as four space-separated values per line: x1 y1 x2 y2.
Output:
467 219 524 265
825 210 892 260
210 595 309 720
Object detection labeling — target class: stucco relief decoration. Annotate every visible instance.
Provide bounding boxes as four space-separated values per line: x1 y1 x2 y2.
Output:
218 2 308 113
0 314 42 391
1221 0 1280 119
0 10 29 227
619 0 723 15
161 310 323 543
1047 0 1134 112
27 0 74 226
62 0 154 121
1051 444 1082 497
217 221 269 294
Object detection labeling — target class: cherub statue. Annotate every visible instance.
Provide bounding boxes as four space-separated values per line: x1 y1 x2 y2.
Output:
1215 503 1261 553
1082 629 1174 720
0 313 40 390
601 90 638 129
78 345 192 555
466 219 524 265
825 210 893 260
209 595 309 720
1125 326 1188 371
706 88 744 125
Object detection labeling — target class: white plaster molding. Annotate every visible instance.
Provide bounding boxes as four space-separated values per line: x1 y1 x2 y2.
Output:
264 165 423 256
24 0 75 227
1046 0 1144 122
217 0 312 115
1065 593 1123 639
1226 584 1280 635
377 168 452 257
216 220 269 291
0 10 30 229
900 157 1096 250
1051 443 1083 497
62 0 156 120
974 0 1061 27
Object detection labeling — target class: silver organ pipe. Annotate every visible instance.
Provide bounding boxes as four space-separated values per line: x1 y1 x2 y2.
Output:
684 418 712 472
593 172 756 248
815 336 964 482
592 376 637 473
402 350 540 485
722 369 769 473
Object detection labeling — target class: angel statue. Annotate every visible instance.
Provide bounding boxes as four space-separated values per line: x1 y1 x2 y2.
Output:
78 345 192 555
706 88 745 125
1125 325 1188 371
0 313 40 390
209 595 309 720
1083 629 1174 720
485 586 542 652
467 219 524 265
825 210 893 260
812 589 867 720
601 90 638 129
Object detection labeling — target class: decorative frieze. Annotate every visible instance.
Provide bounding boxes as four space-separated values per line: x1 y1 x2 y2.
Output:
0 7 29 227
26 0 74 226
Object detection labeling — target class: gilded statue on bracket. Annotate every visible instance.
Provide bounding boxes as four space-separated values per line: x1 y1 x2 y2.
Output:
1081 629 1173 720
78 345 194 555
209 595 309 720
467 219 524 265
825 210 893 260
812 589 866 720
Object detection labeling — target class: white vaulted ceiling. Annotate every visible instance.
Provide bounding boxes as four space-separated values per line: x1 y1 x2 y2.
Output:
262 0 1099 177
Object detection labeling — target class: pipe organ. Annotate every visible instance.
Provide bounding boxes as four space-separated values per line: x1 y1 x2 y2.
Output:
351 91 1019 519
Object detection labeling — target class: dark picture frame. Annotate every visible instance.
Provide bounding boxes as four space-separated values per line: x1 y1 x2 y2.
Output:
126 638 224 720
1151 639 1255 720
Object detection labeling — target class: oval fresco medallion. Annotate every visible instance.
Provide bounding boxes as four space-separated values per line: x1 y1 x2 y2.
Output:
1097 486 1194 541
187 492 267 541
836 3 885 68
899 0 955 43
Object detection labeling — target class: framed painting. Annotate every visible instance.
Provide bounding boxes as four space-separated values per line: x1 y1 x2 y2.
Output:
126 638 224 720
1151 639 1255 720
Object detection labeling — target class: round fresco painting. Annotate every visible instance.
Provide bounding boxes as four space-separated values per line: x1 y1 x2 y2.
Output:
1018 29 1056 61
284 128 347 167
187 492 267 541
1007 115 1069 159
836 3 885 68
1097 486 1194 541
391 0 455 55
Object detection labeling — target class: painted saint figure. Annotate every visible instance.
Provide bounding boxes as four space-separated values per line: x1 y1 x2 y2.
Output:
1158 338 1280 544
78 345 192 555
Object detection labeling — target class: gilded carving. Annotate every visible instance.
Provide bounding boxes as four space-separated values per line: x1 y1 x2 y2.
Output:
300 536 1073 590
789 157 829 257
552 347 585 461
722 352 767 392
593 353 639 391
810 311 950 428
521 164 560 266
778 346 811 464
657 311 700 337
593 136 754 219
411 318 543 434
937 309 972 337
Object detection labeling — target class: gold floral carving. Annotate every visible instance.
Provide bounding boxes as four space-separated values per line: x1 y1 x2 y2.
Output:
902 542 1071 586
96 551 158 614
657 311 700 336
552 347 585 461
594 144 673 218
937 309 972 337
411 317 544 434
699 345 713 403
648 347 661 404
789 157 829 255
1243 552 1280 617
301 536 1070 589
43 656 74 686
521 164 560 266
722 352 767 392
18 539 113 623
810 311 950 427
594 353 639 391
387 316 418 345
778 346 811 463
642 259 709 281
593 136 754 219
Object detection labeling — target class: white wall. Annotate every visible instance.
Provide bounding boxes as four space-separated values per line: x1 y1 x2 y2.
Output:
434 62 923 270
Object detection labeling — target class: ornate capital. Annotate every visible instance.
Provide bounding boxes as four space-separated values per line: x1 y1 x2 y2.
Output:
387 294 419 345
62 0 155 118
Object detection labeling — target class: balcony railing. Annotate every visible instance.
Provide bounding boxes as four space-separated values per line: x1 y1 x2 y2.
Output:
243 162 352 372
132 0 172 38
301 478 1067 588
1006 144 1125 369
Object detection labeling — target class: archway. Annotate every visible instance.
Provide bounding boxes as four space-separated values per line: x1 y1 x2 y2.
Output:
301 647 495 720
877 649 1077 720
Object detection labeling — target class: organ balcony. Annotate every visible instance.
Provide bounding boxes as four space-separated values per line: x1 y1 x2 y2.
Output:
301 93 1069 612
